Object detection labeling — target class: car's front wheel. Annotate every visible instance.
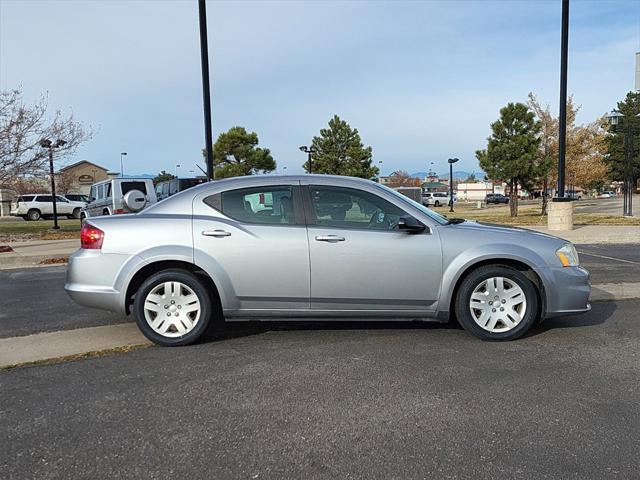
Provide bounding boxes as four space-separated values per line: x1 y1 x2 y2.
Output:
27 209 41 221
434 200 441 207
133 269 214 346
454 265 540 341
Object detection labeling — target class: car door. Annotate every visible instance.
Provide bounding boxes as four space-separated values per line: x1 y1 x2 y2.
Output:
55 195 72 215
193 182 310 314
303 183 442 314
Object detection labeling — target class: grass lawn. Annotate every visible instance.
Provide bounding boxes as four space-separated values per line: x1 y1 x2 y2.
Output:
0 219 81 241
439 203 640 226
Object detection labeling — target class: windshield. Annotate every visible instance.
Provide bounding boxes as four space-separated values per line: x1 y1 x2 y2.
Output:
375 183 449 225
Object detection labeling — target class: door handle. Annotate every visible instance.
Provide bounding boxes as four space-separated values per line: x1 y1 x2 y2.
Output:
202 230 231 238
315 235 345 242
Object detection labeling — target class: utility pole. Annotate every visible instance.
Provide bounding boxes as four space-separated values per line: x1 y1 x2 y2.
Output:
555 0 570 202
40 138 67 230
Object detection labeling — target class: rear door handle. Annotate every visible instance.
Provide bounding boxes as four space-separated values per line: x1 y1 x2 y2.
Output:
315 235 345 242
202 230 231 238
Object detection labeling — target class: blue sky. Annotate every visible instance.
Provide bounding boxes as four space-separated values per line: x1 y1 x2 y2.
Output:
1 0 638 177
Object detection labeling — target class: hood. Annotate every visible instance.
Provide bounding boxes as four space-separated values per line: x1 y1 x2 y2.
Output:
446 220 564 242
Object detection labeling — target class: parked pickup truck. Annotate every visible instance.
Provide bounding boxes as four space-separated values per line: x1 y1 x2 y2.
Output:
10 194 85 221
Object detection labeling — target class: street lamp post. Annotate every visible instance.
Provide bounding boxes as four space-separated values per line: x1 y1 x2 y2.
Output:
198 0 214 181
120 152 127 177
175 164 181 177
448 158 459 213
607 110 637 217
299 145 317 173
39 138 67 230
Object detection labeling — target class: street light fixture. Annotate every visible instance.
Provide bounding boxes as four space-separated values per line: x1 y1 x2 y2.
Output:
120 152 127 177
607 110 638 216
299 145 317 174
447 158 459 213
39 138 67 230
175 164 181 177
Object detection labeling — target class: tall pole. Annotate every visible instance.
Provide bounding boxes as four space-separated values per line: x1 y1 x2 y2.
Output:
198 0 214 181
48 148 60 230
556 0 570 201
308 151 312 174
449 162 454 213
120 152 127 177
625 123 633 216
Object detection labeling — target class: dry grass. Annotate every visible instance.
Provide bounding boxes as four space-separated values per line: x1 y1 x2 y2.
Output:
0 219 80 242
446 203 640 226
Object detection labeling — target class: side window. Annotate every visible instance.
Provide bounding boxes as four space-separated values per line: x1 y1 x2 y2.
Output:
105 183 112 198
55 195 68 203
38 195 53 203
121 182 147 195
210 186 297 225
169 180 178 195
309 186 405 231
89 186 96 201
97 185 104 200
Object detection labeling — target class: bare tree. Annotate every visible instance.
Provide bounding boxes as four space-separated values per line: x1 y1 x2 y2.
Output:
0 87 93 186
387 170 421 188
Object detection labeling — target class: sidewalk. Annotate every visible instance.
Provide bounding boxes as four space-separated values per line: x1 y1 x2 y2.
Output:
0 239 79 269
524 225 639 244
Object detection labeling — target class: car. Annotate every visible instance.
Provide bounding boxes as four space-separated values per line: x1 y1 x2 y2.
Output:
564 190 582 200
10 194 84 221
485 193 509 204
82 177 157 221
599 191 616 198
422 191 456 207
63 193 90 204
155 177 208 201
65 175 591 346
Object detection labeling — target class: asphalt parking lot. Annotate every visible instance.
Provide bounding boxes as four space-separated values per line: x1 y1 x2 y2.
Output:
2 299 639 479
1 244 639 479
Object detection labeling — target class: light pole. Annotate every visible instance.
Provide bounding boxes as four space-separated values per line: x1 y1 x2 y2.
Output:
175 164 181 177
448 158 459 213
299 145 317 173
198 0 214 180
607 110 638 216
283 166 288 175
39 138 67 230
120 152 127 177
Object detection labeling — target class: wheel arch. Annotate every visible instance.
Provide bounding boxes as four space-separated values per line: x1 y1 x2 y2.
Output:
442 256 547 321
124 260 222 315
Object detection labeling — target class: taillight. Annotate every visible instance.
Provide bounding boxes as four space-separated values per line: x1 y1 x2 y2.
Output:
113 209 125 214
81 224 104 250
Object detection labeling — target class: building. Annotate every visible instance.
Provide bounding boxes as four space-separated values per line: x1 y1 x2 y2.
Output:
57 160 113 194
0 188 17 217
456 181 494 201
421 181 448 193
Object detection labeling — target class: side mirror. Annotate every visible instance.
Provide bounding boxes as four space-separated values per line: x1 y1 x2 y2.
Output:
398 215 427 234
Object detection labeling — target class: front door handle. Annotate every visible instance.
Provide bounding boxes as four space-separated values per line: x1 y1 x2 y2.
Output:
315 235 345 242
202 230 231 238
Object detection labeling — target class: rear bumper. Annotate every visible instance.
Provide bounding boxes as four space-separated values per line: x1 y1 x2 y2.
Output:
540 265 591 318
64 249 137 314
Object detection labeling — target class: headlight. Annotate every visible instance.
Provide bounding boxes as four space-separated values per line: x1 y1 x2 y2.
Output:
556 243 579 267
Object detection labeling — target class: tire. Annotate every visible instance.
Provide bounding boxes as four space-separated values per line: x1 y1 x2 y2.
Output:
434 200 441 207
103 209 110 216
133 269 215 346
72 207 81 219
454 265 540 341
27 209 41 221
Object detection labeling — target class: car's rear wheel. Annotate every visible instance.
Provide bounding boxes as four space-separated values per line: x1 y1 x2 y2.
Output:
27 209 41 221
133 269 213 346
454 265 540 341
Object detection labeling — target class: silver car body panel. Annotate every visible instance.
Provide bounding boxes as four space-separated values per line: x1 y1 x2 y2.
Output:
65 175 591 320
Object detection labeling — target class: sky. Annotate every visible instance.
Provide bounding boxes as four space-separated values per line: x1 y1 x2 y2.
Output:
1 0 638 177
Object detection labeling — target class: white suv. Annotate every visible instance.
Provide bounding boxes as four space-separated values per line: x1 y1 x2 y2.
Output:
422 192 456 207
83 178 157 221
10 194 85 221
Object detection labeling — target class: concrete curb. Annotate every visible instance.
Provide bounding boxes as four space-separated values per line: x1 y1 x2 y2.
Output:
1 282 639 369
0 323 150 369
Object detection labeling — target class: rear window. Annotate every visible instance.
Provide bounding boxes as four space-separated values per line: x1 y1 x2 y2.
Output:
121 182 147 195
19 195 35 202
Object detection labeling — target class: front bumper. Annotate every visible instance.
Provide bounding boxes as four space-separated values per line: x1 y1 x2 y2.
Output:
540 265 591 318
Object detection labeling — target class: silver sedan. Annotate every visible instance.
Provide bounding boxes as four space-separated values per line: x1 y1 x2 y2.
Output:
65 175 590 346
